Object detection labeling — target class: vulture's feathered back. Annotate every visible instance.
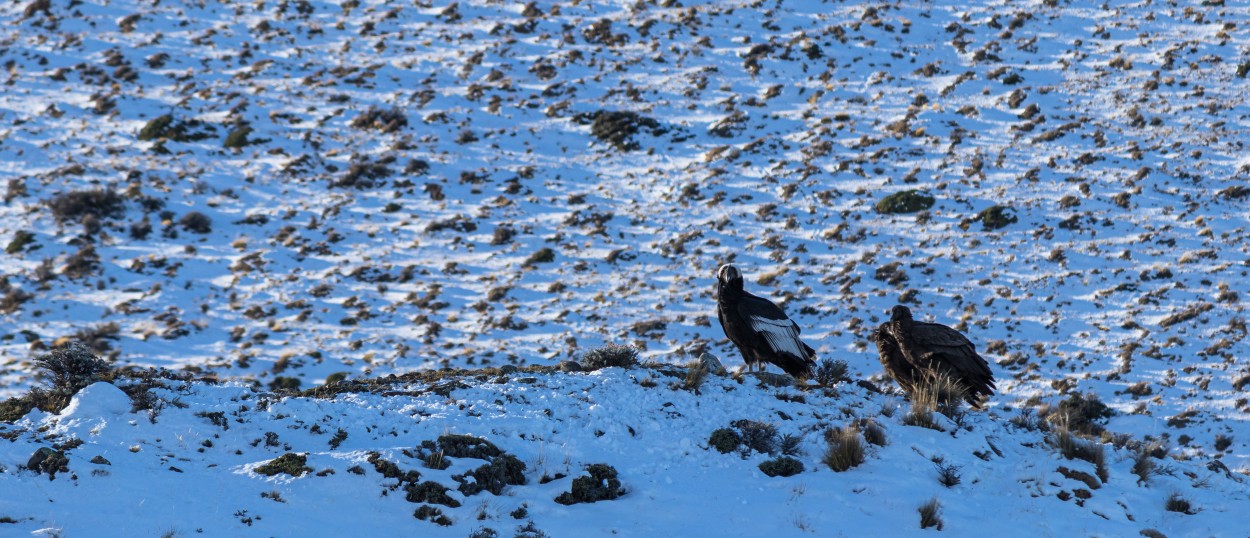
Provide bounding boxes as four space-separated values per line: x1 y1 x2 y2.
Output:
872 305 996 408
715 264 816 378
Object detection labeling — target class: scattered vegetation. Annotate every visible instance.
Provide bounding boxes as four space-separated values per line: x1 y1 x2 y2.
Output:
350 106 408 133
759 456 804 477
814 359 849 386
708 428 741 454
46 189 125 223
575 110 664 151
13 341 113 416
1165 492 1196 515
918 498 943 530
823 425 865 472
136 114 213 142
554 464 625 505
875 190 935 214
733 419 779 456
254 452 312 477
580 344 639 370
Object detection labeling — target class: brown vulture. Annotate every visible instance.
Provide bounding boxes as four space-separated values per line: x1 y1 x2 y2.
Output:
715 264 816 378
872 305 996 408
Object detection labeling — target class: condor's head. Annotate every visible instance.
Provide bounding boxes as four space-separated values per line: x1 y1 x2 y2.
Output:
716 264 743 296
888 305 913 323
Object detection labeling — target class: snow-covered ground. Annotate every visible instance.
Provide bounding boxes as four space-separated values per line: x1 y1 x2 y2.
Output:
4 367 1249 536
2 0 1250 534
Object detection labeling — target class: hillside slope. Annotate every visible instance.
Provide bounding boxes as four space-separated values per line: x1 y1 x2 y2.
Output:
2 0 1250 515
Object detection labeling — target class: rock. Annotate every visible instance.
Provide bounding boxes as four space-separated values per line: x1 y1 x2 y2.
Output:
498 365 519 375
26 447 69 480
696 353 727 376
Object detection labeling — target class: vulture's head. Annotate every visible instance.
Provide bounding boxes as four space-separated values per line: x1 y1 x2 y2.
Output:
889 305 913 322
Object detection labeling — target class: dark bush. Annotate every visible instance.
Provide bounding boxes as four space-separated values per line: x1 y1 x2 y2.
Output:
268 376 301 392
46 189 124 223
574 110 663 151
759 456 804 477
351 106 408 133
136 114 212 142
333 158 392 189
875 190 934 214
404 481 461 507
254 452 311 477
554 464 625 505
1044 392 1113 435
522 247 555 267
814 358 849 386
457 454 526 496
708 428 740 453
968 205 1018 231
580 344 639 370
6 230 36 254
31 341 110 413
733 419 779 455
438 433 502 460
413 505 452 526
178 211 213 234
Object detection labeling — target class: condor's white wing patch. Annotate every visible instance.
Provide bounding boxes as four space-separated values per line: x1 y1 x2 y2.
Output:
748 315 806 359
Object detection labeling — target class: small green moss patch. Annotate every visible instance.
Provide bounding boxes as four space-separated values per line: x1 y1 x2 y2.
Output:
875 190 935 214
254 452 312 477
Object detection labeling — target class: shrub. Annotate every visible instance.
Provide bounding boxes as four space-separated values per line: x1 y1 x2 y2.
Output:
574 110 662 151
254 453 311 477
1044 392 1113 435
28 341 110 413
515 521 550 538
1050 427 1108 482
733 420 779 456
1165 492 1195 514
683 359 709 391
554 464 625 505
456 454 526 496
918 498 943 530
6 230 36 254
136 114 212 142
46 189 125 223
438 434 502 460
333 158 392 189
814 359 849 386
708 428 740 454
778 433 804 456
404 481 461 507
0 396 35 423
823 425 864 472
759 456 804 477
875 190 934 214
178 211 212 234
860 419 888 446
522 247 556 267
580 344 639 370
413 505 452 526
350 106 408 133
934 460 961 487
971 205 1017 230
268 376 301 392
